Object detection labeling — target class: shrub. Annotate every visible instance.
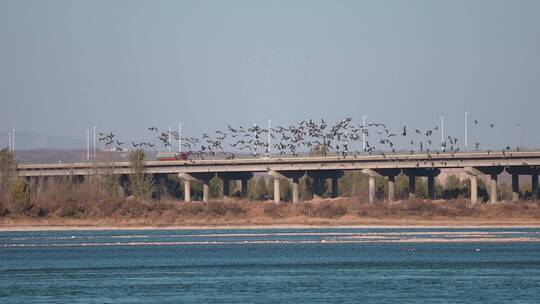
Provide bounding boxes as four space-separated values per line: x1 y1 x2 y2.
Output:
9 178 31 214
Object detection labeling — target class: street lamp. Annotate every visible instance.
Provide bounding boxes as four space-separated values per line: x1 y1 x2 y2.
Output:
178 122 182 153
93 126 97 160
168 126 172 152
440 116 444 151
465 111 469 149
253 123 257 157
267 119 272 158
86 129 90 160
362 115 367 152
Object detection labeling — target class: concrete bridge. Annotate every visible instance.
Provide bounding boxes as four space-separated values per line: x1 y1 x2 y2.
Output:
16 151 540 204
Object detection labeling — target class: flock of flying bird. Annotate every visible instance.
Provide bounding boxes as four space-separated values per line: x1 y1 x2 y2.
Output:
98 117 512 160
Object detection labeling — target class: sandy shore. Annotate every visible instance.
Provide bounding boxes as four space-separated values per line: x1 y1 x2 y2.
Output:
1 222 540 232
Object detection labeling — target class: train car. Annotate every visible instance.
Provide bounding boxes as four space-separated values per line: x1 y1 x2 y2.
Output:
156 152 189 161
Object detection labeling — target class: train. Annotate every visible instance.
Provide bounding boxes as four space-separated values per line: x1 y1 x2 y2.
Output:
156 151 189 161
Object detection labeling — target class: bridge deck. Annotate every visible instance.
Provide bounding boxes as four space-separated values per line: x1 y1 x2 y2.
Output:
15 151 540 177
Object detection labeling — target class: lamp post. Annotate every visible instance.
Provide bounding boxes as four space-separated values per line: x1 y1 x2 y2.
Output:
362 115 367 152
93 126 97 161
253 123 257 157
168 126 172 152
178 122 182 153
267 119 272 158
86 129 90 160
440 116 444 151
465 111 469 149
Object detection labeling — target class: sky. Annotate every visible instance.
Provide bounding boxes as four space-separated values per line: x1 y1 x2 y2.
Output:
0 0 539 150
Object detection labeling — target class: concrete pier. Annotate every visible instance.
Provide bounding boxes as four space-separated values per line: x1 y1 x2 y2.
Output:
311 175 321 199
362 169 379 203
388 175 395 203
533 174 538 201
269 171 305 204
368 176 375 203
464 167 482 204
307 170 343 200
408 175 416 199
505 166 540 202
184 180 191 202
363 169 400 203
222 178 230 198
470 175 478 204
241 178 248 197
179 172 216 202
403 168 440 200
273 178 280 203
218 172 253 199
202 179 210 202
490 174 498 204
427 175 435 200
511 174 519 202
292 176 300 203
331 176 339 198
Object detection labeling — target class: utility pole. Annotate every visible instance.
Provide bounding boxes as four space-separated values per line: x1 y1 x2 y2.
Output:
267 119 272 158
93 126 97 161
465 111 469 149
12 128 15 155
178 122 182 153
253 123 257 157
86 129 90 160
362 115 367 152
440 116 444 151
8 131 11 152
168 126 172 152
344 129 348 155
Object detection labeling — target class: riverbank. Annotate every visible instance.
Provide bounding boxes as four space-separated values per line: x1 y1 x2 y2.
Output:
1 217 539 231
1 198 539 231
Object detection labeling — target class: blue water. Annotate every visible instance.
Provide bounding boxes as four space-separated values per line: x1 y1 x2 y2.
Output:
0 228 539 303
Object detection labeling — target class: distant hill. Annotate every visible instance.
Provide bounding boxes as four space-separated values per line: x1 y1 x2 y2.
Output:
1 131 82 150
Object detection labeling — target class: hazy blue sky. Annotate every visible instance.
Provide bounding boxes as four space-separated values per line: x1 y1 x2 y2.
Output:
0 0 539 149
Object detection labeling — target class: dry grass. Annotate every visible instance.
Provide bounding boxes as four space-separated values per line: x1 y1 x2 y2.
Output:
3 195 540 227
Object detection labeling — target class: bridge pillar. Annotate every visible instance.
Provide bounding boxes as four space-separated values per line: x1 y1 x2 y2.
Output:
363 169 400 203
241 178 248 197
292 176 300 203
489 174 498 204
184 180 191 203
470 175 478 204
307 170 343 200
311 175 321 199
331 176 339 198
469 167 503 204
388 176 395 203
505 166 540 202
408 175 416 199
362 169 380 203
269 171 304 203
368 176 375 203
273 178 280 204
403 168 440 200
511 174 519 202
202 179 210 202
217 172 252 199
533 174 539 201
427 175 435 200
222 178 230 198
179 172 215 202
464 167 482 204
